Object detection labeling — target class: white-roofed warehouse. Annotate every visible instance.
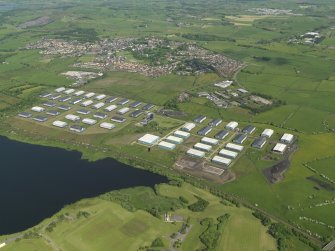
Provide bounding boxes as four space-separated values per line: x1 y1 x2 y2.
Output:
138 134 160 146
219 149 238 159
212 156 232 166
158 141 176 150
225 121 238 130
181 122 196 132
187 149 205 158
52 120 67 128
100 122 115 130
194 143 212 152
174 130 190 139
225 143 244 152
261 129 274 138
166 136 183 144
281 133 294 144
273 143 287 154
201 137 219 145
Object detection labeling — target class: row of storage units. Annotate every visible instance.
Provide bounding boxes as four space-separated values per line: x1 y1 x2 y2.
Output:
52 120 116 133
156 128 191 150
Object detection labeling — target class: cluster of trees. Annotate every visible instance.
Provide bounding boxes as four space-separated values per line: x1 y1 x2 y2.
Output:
181 33 235 42
188 196 209 212
252 211 271 226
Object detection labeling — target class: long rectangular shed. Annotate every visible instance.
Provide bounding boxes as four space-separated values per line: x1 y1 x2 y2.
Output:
187 149 205 158
194 143 212 152
219 149 238 159
212 156 232 166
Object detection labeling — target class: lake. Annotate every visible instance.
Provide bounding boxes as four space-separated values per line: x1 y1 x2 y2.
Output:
0 136 167 235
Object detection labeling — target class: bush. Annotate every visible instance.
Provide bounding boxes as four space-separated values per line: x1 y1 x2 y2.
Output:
151 237 164 247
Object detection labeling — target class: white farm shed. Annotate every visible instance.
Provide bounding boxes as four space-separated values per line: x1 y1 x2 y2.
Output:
92 102 105 109
225 143 244 152
273 143 287 154
166 136 183 144
65 114 80 122
219 149 238 159
100 122 115 130
194 143 212 152
84 92 95 98
31 106 45 112
104 105 117 112
261 129 274 138
138 134 160 146
174 130 190 139
158 141 176 150
81 100 93 107
64 88 75 94
212 156 232 166
52 120 67 128
225 121 238 130
201 137 219 145
74 90 85 96
187 149 205 158
55 87 66 93
281 133 294 144
82 118 97 125
181 122 196 132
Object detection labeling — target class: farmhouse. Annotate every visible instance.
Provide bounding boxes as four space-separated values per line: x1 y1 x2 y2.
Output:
225 121 238 130
158 141 176 150
95 94 106 100
104 104 117 112
209 119 222 127
105 96 118 103
18 112 32 118
118 98 129 105
212 155 232 166
181 122 196 132
138 134 160 146
166 135 183 144
46 110 60 116
100 122 115 130
194 115 206 123
92 102 105 109
43 101 56 107
142 104 155 111
252 137 267 149
111 116 126 123
130 110 143 118
242 125 256 134
174 130 190 139
84 92 95 98
94 112 107 119
233 133 247 144
81 100 93 107
33 116 48 122
129 101 142 108
187 148 205 158
219 149 238 159
77 109 91 115
194 143 212 152
58 105 71 111
70 125 85 133
65 114 80 122
215 130 229 140
197 126 212 136
280 133 294 144
82 118 97 125
117 107 130 115
201 137 219 145
273 143 287 154
52 120 67 128
31 106 44 112
261 129 274 138
225 143 244 152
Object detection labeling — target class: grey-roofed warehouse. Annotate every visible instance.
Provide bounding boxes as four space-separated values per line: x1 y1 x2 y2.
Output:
77 109 90 115
58 105 71 111
93 112 107 119
33 116 48 122
215 130 229 140
111 116 126 123
130 110 143 118
242 125 256 134
18 112 32 118
209 119 222 127
105 96 118 103
194 115 206 123
70 125 85 133
46 110 60 116
43 101 56 107
118 98 129 105
129 101 142 108
142 104 155 111
233 133 247 144
198 126 212 136
252 136 267 149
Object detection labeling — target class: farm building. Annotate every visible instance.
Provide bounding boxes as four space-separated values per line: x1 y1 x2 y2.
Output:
111 116 126 123
65 114 80 122
58 105 71 111
201 137 219 145
233 133 247 144
225 121 238 130
39 92 51 98
242 125 256 134
46 110 60 116
92 102 105 109
130 110 143 118
81 100 93 107
77 109 91 115
82 118 97 125
129 101 142 108
104 105 117 112
187 148 205 158
43 101 56 107
212 156 232 166
74 90 85 96
69 98 82 105
273 143 287 154
194 143 212 152
105 96 118 103
95 94 106 100
100 122 115 130
117 107 130 115
181 122 196 132
158 141 176 150
33 116 48 122
252 137 267 149
166 136 183 144
84 92 95 98
142 104 155 111
261 129 274 138
209 119 222 127
93 112 107 119
281 133 294 144
55 87 66 93
59 96 71 102
49 94 61 100
18 112 32 118
225 143 244 152
174 130 190 139
219 149 238 159
64 89 75 95
52 120 67 128
194 115 206 123
70 125 85 133
215 130 229 140
118 98 129 105
198 126 212 136
138 134 160 146
31 106 45 112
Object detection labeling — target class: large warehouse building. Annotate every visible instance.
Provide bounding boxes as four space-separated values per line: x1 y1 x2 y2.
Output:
187 149 205 158
280 133 294 144
138 134 160 146
273 143 287 154
212 156 232 166
158 141 176 150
